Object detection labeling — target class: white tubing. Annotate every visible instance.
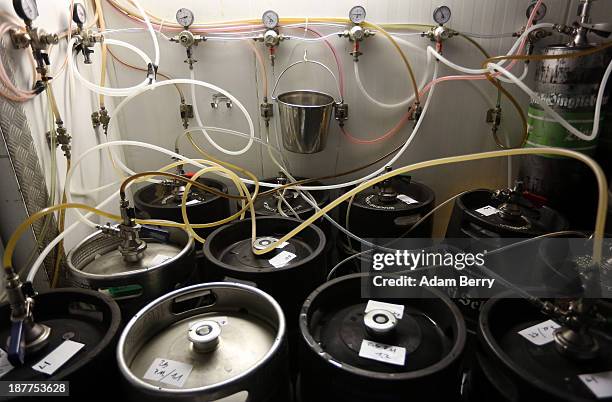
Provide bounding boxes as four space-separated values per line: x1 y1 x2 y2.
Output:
427 46 529 84
489 58 612 142
129 0 160 67
190 69 255 155
69 38 151 97
65 140 230 228
354 35 428 109
26 189 120 282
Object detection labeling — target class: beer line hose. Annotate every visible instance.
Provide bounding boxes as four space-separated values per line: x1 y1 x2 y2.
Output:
10 145 608 282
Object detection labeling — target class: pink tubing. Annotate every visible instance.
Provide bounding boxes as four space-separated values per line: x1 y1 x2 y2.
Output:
0 22 37 102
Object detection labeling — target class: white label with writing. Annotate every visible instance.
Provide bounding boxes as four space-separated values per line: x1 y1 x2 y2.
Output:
475 205 500 217
365 300 405 320
397 194 419 205
143 358 193 388
32 340 85 375
150 254 173 266
185 199 201 206
579 371 612 399
359 340 406 366
0 348 14 378
518 319 561 346
269 251 297 268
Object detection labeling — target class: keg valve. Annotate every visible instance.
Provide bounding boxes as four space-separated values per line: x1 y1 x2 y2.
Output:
364 309 397 342
99 201 147 263
4 272 51 365
189 320 221 353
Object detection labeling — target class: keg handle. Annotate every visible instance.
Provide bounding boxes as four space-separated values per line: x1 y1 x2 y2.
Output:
271 50 344 103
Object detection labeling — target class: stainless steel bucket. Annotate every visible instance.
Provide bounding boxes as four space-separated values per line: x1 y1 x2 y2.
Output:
272 55 346 154
277 90 334 154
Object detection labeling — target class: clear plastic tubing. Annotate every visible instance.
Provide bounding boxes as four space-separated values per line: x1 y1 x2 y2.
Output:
354 35 429 109
69 37 152 97
489 59 612 142
189 69 254 156
128 0 160 67
65 140 232 228
428 46 529 84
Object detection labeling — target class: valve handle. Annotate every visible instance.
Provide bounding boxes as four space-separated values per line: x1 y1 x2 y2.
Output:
141 225 170 242
8 319 26 366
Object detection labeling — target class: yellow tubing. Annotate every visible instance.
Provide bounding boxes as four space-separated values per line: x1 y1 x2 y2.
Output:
248 147 608 264
181 165 257 244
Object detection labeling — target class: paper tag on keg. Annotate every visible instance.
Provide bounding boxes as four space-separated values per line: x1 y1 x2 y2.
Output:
143 358 193 388
185 199 201 206
359 340 406 366
475 205 500 217
579 371 612 399
32 340 85 375
0 348 14 378
365 300 404 320
269 251 296 268
150 254 173 266
518 319 561 346
397 194 419 205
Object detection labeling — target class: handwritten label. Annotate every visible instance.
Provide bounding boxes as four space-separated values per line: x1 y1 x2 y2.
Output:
143 358 193 388
475 205 500 217
32 340 85 375
359 340 406 366
397 194 419 205
150 254 173 267
518 319 561 346
269 251 297 268
579 371 612 399
185 199 201 206
0 348 14 378
365 300 404 319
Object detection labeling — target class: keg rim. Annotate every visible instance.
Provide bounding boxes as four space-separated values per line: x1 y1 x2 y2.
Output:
116 282 286 396
66 226 195 280
299 272 467 380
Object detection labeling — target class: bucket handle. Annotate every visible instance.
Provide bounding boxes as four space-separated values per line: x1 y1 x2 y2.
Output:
271 51 344 103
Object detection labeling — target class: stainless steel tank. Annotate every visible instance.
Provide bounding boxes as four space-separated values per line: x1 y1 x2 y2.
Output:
67 226 195 317
520 45 610 229
117 282 290 401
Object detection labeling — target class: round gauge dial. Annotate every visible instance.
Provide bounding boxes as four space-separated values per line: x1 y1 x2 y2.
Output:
433 5 452 25
176 8 195 28
73 3 87 25
349 6 366 24
262 10 279 29
526 2 547 22
13 0 39 21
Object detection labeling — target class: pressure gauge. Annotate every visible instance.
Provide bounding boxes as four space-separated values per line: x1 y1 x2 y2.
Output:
526 1 547 22
433 5 451 25
73 3 87 26
349 6 366 24
176 8 195 29
13 0 39 21
262 10 279 29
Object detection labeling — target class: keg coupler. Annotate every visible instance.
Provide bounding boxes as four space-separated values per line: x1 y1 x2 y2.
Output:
553 0 612 47
99 200 150 263
492 181 528 224
3 269 51 366
374 166 400 204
